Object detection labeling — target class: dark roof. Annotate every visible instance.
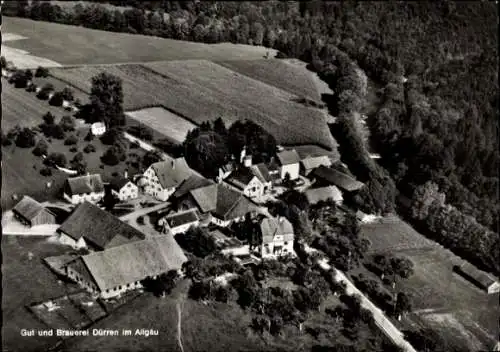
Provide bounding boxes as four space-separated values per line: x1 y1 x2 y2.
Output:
58 202 145 249
227 168 258 189
72 236 187 292
456 262 498 288
65 174 104 196
109 176 135 191
290 145 340 162
13 195 55 221
260 216 294 244
150 157 192 189
277 149 300 165
305 186 343 204
171 174 214 200
188 184 257 220
165 209 199 228
250 163 272 183
311 166 364 192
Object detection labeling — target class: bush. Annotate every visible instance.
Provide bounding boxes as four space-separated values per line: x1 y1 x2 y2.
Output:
26 83 37 92
44 152 67 167
52 124 66 139
35 66 49 78
11 71 29 88
83 144 96 153
101 145 124 166
42 112 56 125
64 134 78 145
15 128 36 148
36 83 55 100
84 130 94 142
49 91 64 106
130 141 140 149
69 147 78 153
60 87 74 101
40 167 53 177
137 216 145 225
33 139 49 156
60 115 75 131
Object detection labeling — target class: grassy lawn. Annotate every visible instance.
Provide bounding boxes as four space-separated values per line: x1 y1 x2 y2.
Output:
217 59 322 101
1 77 69 130
3 17 276 66
1 236 81 352
50 62 335 148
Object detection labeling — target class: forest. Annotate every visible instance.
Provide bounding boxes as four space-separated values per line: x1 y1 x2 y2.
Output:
3 1 498 273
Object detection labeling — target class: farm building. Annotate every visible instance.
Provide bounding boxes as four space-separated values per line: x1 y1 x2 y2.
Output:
12 195 57 227
110 176 139 201
277 149 301 180
264 158 282 185
249 163 275 192
57 202 145 250
91 122 106 136
305 186 343 206
63 235 187 299
454 263 500 294
63 174 105 204
226 167 266 198
259 216 295 259
216 163 235 183
310 166 365 193
142 157 193 201
158 208 200 235
291 145 339 176
209 229 250 257
176 183 258 227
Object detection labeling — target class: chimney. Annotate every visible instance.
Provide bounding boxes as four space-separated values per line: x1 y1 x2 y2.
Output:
124 169 128 179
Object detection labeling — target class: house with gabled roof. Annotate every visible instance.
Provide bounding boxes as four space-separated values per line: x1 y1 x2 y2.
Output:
12 195 57 227
158 208 200 235
142 157 193 201
110 176 139 201
170 174 214 202
57 202 145 250
63 235 187 299
310 165 365 193
226 167 266 198
454 262 500 294
277 149 301 180
259 216 295 258
305 186 343 206
177 183 258 227
291 145 339 176
63 174 105 204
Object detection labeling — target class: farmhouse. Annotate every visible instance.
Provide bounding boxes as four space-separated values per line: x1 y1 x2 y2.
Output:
170 174 214 202
277 149 301 180
63 235 187 299
57 202 145 250
91 122 106 136
226 167 266 198
12 195 57 227
158 208 200 235
110 176 139 201
259 216 295 258
177 184 258 227
305 186 343 206
291 145 338 176
454 263 500 294
63 174 105 204
250 163 274 192
310 166 365 193
142 157 193 201
209 229 250 257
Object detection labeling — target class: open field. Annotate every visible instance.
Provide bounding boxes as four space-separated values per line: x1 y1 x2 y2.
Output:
125 107 196 144
1 236 80 352
1 77 70 130
3 17 277 66
359 216 499 350
217 59 322 101
50 61 335 148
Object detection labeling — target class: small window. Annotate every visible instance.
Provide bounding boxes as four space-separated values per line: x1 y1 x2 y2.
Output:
284 242 288 245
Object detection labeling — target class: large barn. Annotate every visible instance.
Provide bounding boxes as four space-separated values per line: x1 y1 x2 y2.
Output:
12 195 57 227
454 263 500 294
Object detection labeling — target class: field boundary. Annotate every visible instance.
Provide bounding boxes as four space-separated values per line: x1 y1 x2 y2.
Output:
126 103 201 128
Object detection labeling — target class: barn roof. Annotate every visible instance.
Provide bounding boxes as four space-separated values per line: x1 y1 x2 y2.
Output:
456 262 499 288
226 168 258 189
291 145 340 162
12 195 55 221
277 149 300 166
165 209 199 228
75 236 187 292
150 157 192 189
58 202 144 249
305 186 343 205
250 163 272 183
109 176 134 191
301 155 332 172
189 184 257 220
260 216 294 244
171 174 214 200
311 166 364 192
65 174 104 196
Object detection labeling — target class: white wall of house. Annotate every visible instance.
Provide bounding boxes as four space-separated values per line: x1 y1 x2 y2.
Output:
59 232 87 249
64 191 104 205
243 177 264 198
100 281 143 299
211 215 244 227
112 182 139 201
168 221 199 235
66 266 99 294
261 236 294 259
143 167 175 201
488 282 500 294
91 124 106 136
221 244 250 256
280 163 300 180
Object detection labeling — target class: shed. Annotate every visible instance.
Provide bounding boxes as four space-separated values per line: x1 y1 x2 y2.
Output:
12 196 57 227
454 263 500 294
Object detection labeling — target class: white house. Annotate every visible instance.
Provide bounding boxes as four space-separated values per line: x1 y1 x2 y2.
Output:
110 176 139 201
226 168 266 198
142 158 192 201
158 208 200 235
259 216 295 258
63 174 105 205
91 122 106 136
276 149 301 180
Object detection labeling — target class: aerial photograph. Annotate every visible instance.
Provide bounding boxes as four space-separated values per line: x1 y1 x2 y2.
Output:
1 1 498 352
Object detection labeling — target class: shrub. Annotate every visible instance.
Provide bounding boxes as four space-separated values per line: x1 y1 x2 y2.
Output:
26 83 37 92
36 83 55 100
60 87 74 101
40 167 53 176
137 216 145 225
64 134 78 145
60 115 75 131
112 172 119 177
42 112 56 125
33 139 49 156
35 66 49 78
83 144 96 153
15 128 36 148
101 145 123 166
130 141 140 149
84 130 94 142
11 71 29 88
49 91 64 106
44 152 67 167
69 147 78 153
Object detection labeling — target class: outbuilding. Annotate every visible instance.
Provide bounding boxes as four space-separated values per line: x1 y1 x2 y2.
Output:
12 195 57 227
